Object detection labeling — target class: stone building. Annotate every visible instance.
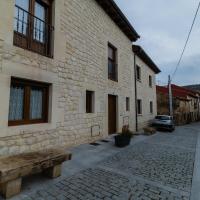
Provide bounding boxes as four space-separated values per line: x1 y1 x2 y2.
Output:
0 0 159 155
132 45 161 130
157 85 200 125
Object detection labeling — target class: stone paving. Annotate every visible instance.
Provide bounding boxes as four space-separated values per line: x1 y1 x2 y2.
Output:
4 125 199 200
101 141 196 192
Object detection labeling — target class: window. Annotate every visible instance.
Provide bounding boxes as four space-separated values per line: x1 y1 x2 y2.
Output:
86 91 94 113
14 0 53 57
8 78 50 126
137 99 142 115
194 100 198 109
108 43 117 81
126 97 130 111
150 101 153 114
149 75 152 87
136 65 141 81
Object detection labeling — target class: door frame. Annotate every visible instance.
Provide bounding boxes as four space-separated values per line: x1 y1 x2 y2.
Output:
108 94 118 135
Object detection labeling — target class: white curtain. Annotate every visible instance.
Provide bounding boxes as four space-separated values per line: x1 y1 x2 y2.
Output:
30 88 43 119
9 86 24 121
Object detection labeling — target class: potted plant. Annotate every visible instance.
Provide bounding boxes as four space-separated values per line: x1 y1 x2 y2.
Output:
115 126 133 147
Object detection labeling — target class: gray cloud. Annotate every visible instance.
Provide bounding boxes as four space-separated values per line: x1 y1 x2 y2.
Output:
115 0 200 85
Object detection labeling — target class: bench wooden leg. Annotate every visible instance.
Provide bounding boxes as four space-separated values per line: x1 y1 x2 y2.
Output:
45 164 62 178
0 178 22 199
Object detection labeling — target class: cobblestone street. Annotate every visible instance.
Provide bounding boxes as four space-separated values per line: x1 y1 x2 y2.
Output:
7 124 200 200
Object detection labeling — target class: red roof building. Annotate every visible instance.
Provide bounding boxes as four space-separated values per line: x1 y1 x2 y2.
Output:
156 84 200 124
156 84 199 100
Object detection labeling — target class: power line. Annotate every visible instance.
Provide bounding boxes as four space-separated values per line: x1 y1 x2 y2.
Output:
171 1 200 81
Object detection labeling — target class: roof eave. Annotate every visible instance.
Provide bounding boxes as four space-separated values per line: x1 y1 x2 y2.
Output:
132 45 161 74
95 0 140 42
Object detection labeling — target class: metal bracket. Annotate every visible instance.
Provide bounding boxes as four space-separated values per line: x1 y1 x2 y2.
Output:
123 116 130 126
91 124 101 137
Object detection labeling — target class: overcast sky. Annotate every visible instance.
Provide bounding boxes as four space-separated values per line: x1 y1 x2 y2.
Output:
115 0 200 86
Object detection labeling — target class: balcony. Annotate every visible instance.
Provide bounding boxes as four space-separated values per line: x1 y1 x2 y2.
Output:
14 5 54 58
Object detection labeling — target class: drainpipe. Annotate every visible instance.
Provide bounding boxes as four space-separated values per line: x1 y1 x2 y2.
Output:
134 54 138 132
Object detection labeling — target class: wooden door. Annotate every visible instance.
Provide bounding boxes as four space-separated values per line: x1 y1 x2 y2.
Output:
108 95 117 134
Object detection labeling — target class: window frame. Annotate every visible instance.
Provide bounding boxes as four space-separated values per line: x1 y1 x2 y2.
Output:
150 101 153 114
8 77 50 126
86 90 95 113
149 75 152 87
136 65 141 81
126 97 130 111
108 43 118 82
137 99 142 115
13 0 53 57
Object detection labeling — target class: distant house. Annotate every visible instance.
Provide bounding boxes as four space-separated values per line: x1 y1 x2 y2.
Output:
157 85 200 124
184 84 200 92
132 45 161 130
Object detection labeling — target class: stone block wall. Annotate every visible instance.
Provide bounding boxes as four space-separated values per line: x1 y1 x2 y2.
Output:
0 0 136 155
136 56 157 130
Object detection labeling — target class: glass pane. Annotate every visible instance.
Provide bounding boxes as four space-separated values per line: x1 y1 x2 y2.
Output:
137 100 142 114
14 0 29 35
137 67 141 80
108 60 114 74
34 2 45 43
15 0 29 11
30 88 43 120
9 85 24 121
108 46 114 60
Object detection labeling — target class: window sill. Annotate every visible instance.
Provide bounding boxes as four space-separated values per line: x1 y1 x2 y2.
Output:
8 120 48 127
108 78 118 82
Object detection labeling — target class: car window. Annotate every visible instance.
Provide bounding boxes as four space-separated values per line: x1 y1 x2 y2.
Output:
155 116 170 120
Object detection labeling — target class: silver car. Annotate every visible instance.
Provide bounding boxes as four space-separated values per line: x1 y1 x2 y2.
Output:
152 115 175 132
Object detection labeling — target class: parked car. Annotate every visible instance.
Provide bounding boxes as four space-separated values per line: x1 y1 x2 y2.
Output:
152 115 175 132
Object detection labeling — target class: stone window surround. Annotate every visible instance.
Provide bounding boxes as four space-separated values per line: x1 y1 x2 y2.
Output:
0 62 61 138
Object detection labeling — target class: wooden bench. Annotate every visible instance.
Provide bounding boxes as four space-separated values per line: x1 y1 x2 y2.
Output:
0 149 72 199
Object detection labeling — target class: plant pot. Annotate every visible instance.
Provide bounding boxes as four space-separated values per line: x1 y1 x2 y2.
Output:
114 135 131 147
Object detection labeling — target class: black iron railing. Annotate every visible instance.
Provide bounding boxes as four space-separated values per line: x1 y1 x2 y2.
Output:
14 5 54 58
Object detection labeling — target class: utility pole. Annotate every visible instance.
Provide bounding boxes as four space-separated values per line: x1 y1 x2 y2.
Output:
168 75 173 116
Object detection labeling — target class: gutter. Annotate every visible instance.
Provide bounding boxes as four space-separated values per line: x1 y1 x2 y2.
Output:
134 53 138 132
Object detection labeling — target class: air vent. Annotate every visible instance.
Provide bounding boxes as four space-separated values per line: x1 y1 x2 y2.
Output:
90 143 101 146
